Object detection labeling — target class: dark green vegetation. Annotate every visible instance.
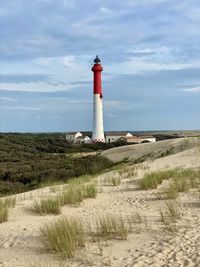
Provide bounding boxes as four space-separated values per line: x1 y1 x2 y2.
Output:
0 133 114 196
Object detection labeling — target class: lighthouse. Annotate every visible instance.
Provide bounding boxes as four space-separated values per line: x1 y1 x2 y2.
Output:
92 55 105 142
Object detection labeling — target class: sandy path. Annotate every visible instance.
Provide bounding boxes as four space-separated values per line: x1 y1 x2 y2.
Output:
0 146 200 266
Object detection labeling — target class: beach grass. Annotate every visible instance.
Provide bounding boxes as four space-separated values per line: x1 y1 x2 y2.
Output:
30 197 61 215
94 214 128 240
39 216 86 258
0 196 16 223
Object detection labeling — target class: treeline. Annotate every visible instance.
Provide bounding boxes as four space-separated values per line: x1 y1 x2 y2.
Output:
0 133 114 196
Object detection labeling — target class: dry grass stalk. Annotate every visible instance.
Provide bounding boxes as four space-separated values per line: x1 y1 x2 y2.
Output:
0 196 16 223
30 197 61 215
39 216 86 258
93 214 128 240
159 201 181 224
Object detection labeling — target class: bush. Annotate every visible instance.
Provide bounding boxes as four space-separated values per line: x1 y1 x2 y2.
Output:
0 133 114 196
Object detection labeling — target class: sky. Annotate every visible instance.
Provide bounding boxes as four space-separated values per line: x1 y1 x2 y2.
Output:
0 0 200 132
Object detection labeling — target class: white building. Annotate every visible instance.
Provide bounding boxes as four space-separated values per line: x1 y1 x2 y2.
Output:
141 136 156 143
105 132 133 143
74 136 91 144
66 132 82 142
66 132 92 144
105 132 156 143
66 131 156 144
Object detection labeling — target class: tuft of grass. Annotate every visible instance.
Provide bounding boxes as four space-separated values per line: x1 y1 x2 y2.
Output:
0 201 8 223
3 196 16 208
30 261 53 267
138 169 179 190
126 211 148 233
160 201 181 223
39 216 86 258
58 185 83 206
173 177 189 192
0 196 16 223
111 177 121 186
153 167 200 200
165 201 181 220
59 183 97 206
165 185 179 199
102 176 121 187
159 208 166 223
83 183 98 198
30 197 61 215
94 214 128 240
164 223 178 235
67 175 93 185
30 182 98 216
154 185 178 200
118 165 138 179
49 186 61 193
129 211 143 224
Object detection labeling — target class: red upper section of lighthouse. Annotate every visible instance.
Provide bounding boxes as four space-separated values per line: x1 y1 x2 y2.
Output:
92 55 103 95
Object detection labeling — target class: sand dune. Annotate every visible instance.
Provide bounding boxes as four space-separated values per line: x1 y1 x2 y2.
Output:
0 144 200 266
101 137 200 162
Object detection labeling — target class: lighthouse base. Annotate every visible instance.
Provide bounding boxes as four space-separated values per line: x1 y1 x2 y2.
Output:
92 138 105 143
92 94 105 143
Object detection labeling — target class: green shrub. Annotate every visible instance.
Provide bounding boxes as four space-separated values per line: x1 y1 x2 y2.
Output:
0 133 114 196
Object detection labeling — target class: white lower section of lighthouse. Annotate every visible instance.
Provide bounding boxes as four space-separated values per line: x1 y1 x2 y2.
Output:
92 94 105 142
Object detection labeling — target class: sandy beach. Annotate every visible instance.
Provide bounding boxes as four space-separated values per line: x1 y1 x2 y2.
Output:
0 139 200 267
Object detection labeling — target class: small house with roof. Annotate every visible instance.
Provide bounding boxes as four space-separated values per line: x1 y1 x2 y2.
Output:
105 132 133 143
74 136 91 144
66 132 82 142
105 132 156 143
66 132 91 143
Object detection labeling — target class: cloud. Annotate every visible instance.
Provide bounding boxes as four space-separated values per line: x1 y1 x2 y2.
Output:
182 86 200 93
100 7 112 13
109 57 197 75
1 0 200 131
0 97 18 102
63 0 75 8
1 106 44 111
104 100 124 109
0 74 50 84
51 115 60 120
127 0 168 6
